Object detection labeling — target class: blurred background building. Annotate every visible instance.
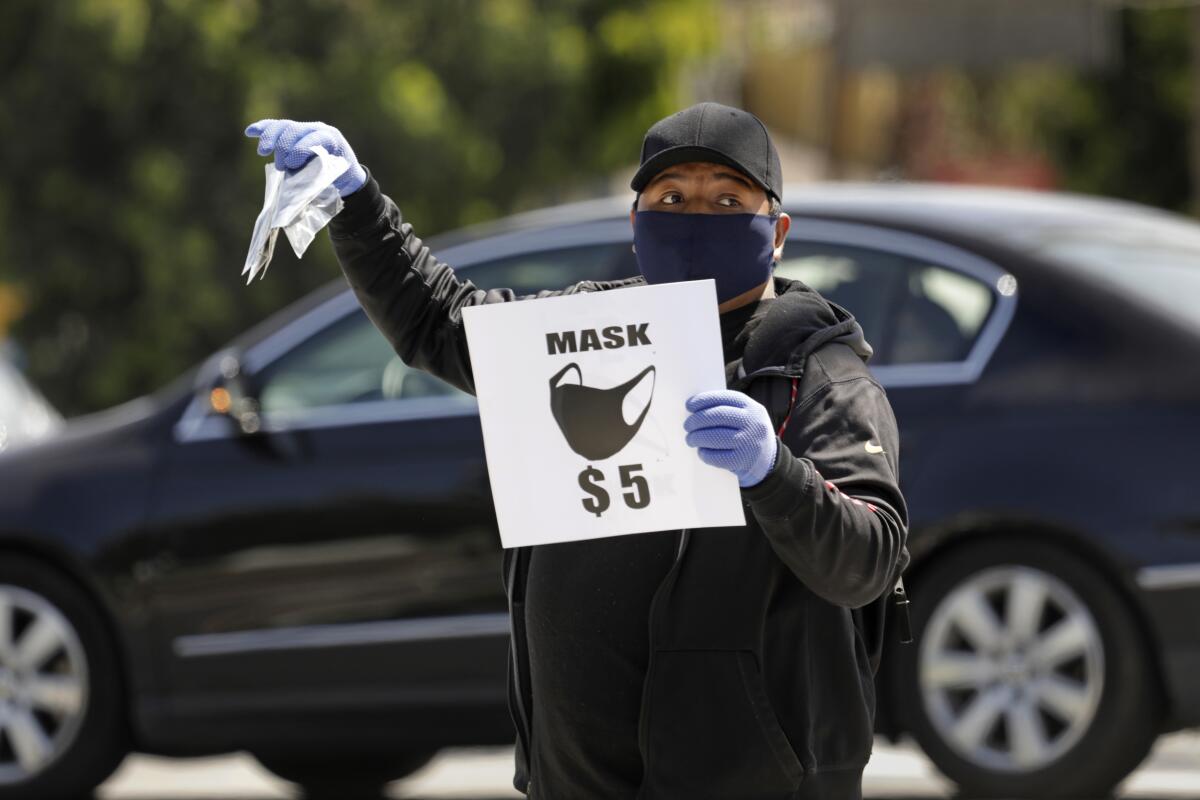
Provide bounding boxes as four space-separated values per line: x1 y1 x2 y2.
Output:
702 0 1119 186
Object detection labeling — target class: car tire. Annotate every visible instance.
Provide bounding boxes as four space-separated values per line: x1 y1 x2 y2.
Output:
0 553 129 799
254 749 437 798
890 537 1163 799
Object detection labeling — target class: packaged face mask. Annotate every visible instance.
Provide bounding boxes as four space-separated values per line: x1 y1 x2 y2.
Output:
242 145 351 284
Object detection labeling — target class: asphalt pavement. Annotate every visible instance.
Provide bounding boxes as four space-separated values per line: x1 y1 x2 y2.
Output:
94 731 1200 799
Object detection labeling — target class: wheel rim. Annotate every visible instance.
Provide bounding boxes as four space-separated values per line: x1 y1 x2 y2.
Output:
0 585 89 785
918 564 1104 772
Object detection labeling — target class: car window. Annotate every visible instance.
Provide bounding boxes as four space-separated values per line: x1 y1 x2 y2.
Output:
774 243 906 365
891 263 994 364
776 241 995 366
256 310 476 415
462 242 638 292
255 243 638 416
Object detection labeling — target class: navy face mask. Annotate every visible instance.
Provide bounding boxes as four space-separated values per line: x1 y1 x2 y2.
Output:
633 210 778 303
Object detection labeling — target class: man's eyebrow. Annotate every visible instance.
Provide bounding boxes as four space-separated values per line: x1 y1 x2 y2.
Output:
711 170 755 190
645 169 755 191
645 170 686 188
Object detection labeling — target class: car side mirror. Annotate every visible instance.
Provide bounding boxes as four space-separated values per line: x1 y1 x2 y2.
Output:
208 351 263 436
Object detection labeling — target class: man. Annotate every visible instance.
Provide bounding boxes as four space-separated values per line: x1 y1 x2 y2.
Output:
246 101 910 799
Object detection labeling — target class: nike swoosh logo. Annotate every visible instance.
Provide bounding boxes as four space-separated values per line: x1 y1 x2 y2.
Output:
865 440 885 454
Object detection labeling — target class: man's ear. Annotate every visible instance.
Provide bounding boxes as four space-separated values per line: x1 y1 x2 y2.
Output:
630 208 636 252
773 212 791 262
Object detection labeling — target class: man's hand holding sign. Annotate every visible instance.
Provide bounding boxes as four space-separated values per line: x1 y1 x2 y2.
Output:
245 102 911 800
684 389 779 488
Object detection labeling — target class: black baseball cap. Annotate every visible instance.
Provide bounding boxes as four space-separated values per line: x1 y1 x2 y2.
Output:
630 102 783 202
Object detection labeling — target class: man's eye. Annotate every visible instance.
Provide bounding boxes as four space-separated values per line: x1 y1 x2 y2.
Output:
661 194 681 204
718 197 740 208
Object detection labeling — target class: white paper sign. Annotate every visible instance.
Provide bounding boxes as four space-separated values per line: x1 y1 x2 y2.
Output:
462 279 746 548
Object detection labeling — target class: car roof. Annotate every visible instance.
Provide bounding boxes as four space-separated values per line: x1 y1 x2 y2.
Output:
428 180 1200 253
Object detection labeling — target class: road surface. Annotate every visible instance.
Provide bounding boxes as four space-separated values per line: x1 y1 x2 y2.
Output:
96 732 1200 798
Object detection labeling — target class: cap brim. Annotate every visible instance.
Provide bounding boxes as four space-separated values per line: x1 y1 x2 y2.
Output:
630 145 775 198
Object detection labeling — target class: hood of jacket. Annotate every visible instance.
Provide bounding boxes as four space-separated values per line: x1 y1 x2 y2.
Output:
730 275 873 388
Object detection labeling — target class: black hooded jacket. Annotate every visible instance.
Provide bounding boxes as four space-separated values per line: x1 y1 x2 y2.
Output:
328 174 911 799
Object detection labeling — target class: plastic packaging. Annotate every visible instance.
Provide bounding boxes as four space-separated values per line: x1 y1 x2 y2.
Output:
242 145 351 284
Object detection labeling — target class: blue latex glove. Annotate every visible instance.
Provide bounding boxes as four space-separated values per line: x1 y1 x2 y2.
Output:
244 119 367 197
683 390 779 488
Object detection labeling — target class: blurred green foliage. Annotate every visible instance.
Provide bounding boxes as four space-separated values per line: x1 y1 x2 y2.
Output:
946 7 1194 212
0 0 717 415
1026 7 1194 213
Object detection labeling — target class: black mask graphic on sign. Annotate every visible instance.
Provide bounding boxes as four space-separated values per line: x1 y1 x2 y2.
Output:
548 362 656 461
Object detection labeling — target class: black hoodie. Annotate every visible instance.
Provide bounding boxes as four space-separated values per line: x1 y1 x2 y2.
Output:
329 174 911 799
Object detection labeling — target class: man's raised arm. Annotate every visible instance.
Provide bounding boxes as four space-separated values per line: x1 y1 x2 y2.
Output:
327 170 601 395
246 118 632 396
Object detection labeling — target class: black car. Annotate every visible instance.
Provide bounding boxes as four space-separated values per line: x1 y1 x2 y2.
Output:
0 183 1198 799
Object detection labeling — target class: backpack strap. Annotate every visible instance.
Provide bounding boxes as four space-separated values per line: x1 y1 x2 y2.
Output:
746 373 799 437
893 576 913 644
775 377 800 438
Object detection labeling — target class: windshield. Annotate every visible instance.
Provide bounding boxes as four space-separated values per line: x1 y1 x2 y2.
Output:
1023 221 1200 334
0 358 63 453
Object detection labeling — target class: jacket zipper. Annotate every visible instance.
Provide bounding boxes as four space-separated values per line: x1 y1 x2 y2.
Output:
636 526 690 765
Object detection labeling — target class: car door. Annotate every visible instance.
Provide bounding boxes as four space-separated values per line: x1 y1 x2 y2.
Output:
145 238 638 733
776 220 1017 515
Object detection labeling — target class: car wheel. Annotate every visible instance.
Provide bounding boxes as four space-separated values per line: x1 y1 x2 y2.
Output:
0 554 129 799
890 537 1163 799
254 749 437 798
